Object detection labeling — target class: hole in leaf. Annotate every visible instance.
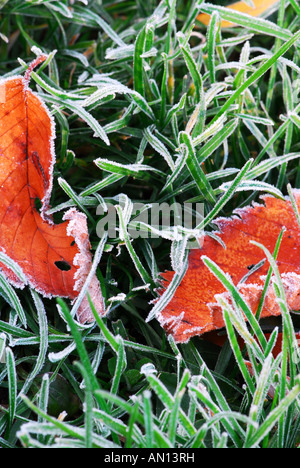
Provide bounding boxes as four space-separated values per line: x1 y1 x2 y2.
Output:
34 197 42 212
55 260 72 272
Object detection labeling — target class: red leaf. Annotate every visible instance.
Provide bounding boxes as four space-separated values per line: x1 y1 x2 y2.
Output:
157 192 300 343
0 55 104 323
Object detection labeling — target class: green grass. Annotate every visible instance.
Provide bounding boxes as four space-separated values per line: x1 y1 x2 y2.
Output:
0 0 300 448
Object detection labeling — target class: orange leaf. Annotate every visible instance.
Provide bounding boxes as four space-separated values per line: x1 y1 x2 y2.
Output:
197 0 280 28
0 56 105 323
157 191 300 343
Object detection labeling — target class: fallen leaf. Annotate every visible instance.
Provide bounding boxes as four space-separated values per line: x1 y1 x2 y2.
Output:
0 55 105 323
197 0 280 28
157 191 300 343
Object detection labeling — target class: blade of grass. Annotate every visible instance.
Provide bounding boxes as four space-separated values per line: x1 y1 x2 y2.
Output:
196 158 253 230
211 30 300 125
244 378 300 448
5 348 17 431
199 3 291 40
